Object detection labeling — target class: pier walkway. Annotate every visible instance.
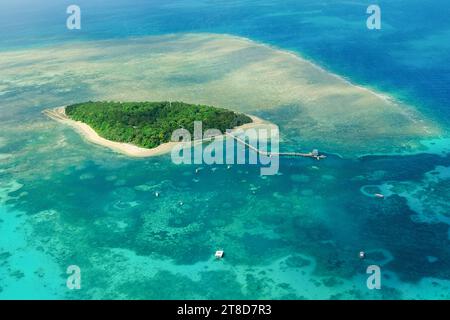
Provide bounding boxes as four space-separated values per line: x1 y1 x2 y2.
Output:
224 132 326 160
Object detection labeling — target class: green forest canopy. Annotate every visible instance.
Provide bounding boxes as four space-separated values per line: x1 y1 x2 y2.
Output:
65 101 252 149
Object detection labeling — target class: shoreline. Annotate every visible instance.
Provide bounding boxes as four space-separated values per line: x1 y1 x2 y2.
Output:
43 106 271 158
178 32 439 134
227 33 432 128
8 32 441 157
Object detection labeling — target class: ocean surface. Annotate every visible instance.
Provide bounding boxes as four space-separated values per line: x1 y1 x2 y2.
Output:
1 0 450 299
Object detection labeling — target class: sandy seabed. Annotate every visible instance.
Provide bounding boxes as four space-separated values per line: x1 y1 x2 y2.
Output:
0 33 443 156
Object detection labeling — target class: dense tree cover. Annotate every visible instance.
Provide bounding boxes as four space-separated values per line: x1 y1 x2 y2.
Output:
65 101 252 149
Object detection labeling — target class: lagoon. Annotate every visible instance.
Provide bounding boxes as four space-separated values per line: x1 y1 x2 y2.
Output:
1 0 450 300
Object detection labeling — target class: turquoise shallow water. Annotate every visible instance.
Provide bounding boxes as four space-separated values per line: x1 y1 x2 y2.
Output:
1 0 450 299
1 118 450 298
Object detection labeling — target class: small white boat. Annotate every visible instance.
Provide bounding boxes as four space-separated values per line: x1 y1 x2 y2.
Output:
215 250 224 259
374 193 385 199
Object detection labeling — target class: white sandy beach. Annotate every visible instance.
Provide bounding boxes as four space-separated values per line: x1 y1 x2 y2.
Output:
43 106 270 158
4 33 440 156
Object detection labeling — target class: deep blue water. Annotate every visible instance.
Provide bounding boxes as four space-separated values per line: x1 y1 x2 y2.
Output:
1 0 450 299
1 0 450 123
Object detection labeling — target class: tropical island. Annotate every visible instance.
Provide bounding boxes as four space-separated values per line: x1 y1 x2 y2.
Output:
44 101 260 157
65 101 252 148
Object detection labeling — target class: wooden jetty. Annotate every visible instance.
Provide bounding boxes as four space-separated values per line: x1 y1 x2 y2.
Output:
225 132 326 160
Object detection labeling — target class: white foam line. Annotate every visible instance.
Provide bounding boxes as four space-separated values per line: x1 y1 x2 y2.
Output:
223 33 396 104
